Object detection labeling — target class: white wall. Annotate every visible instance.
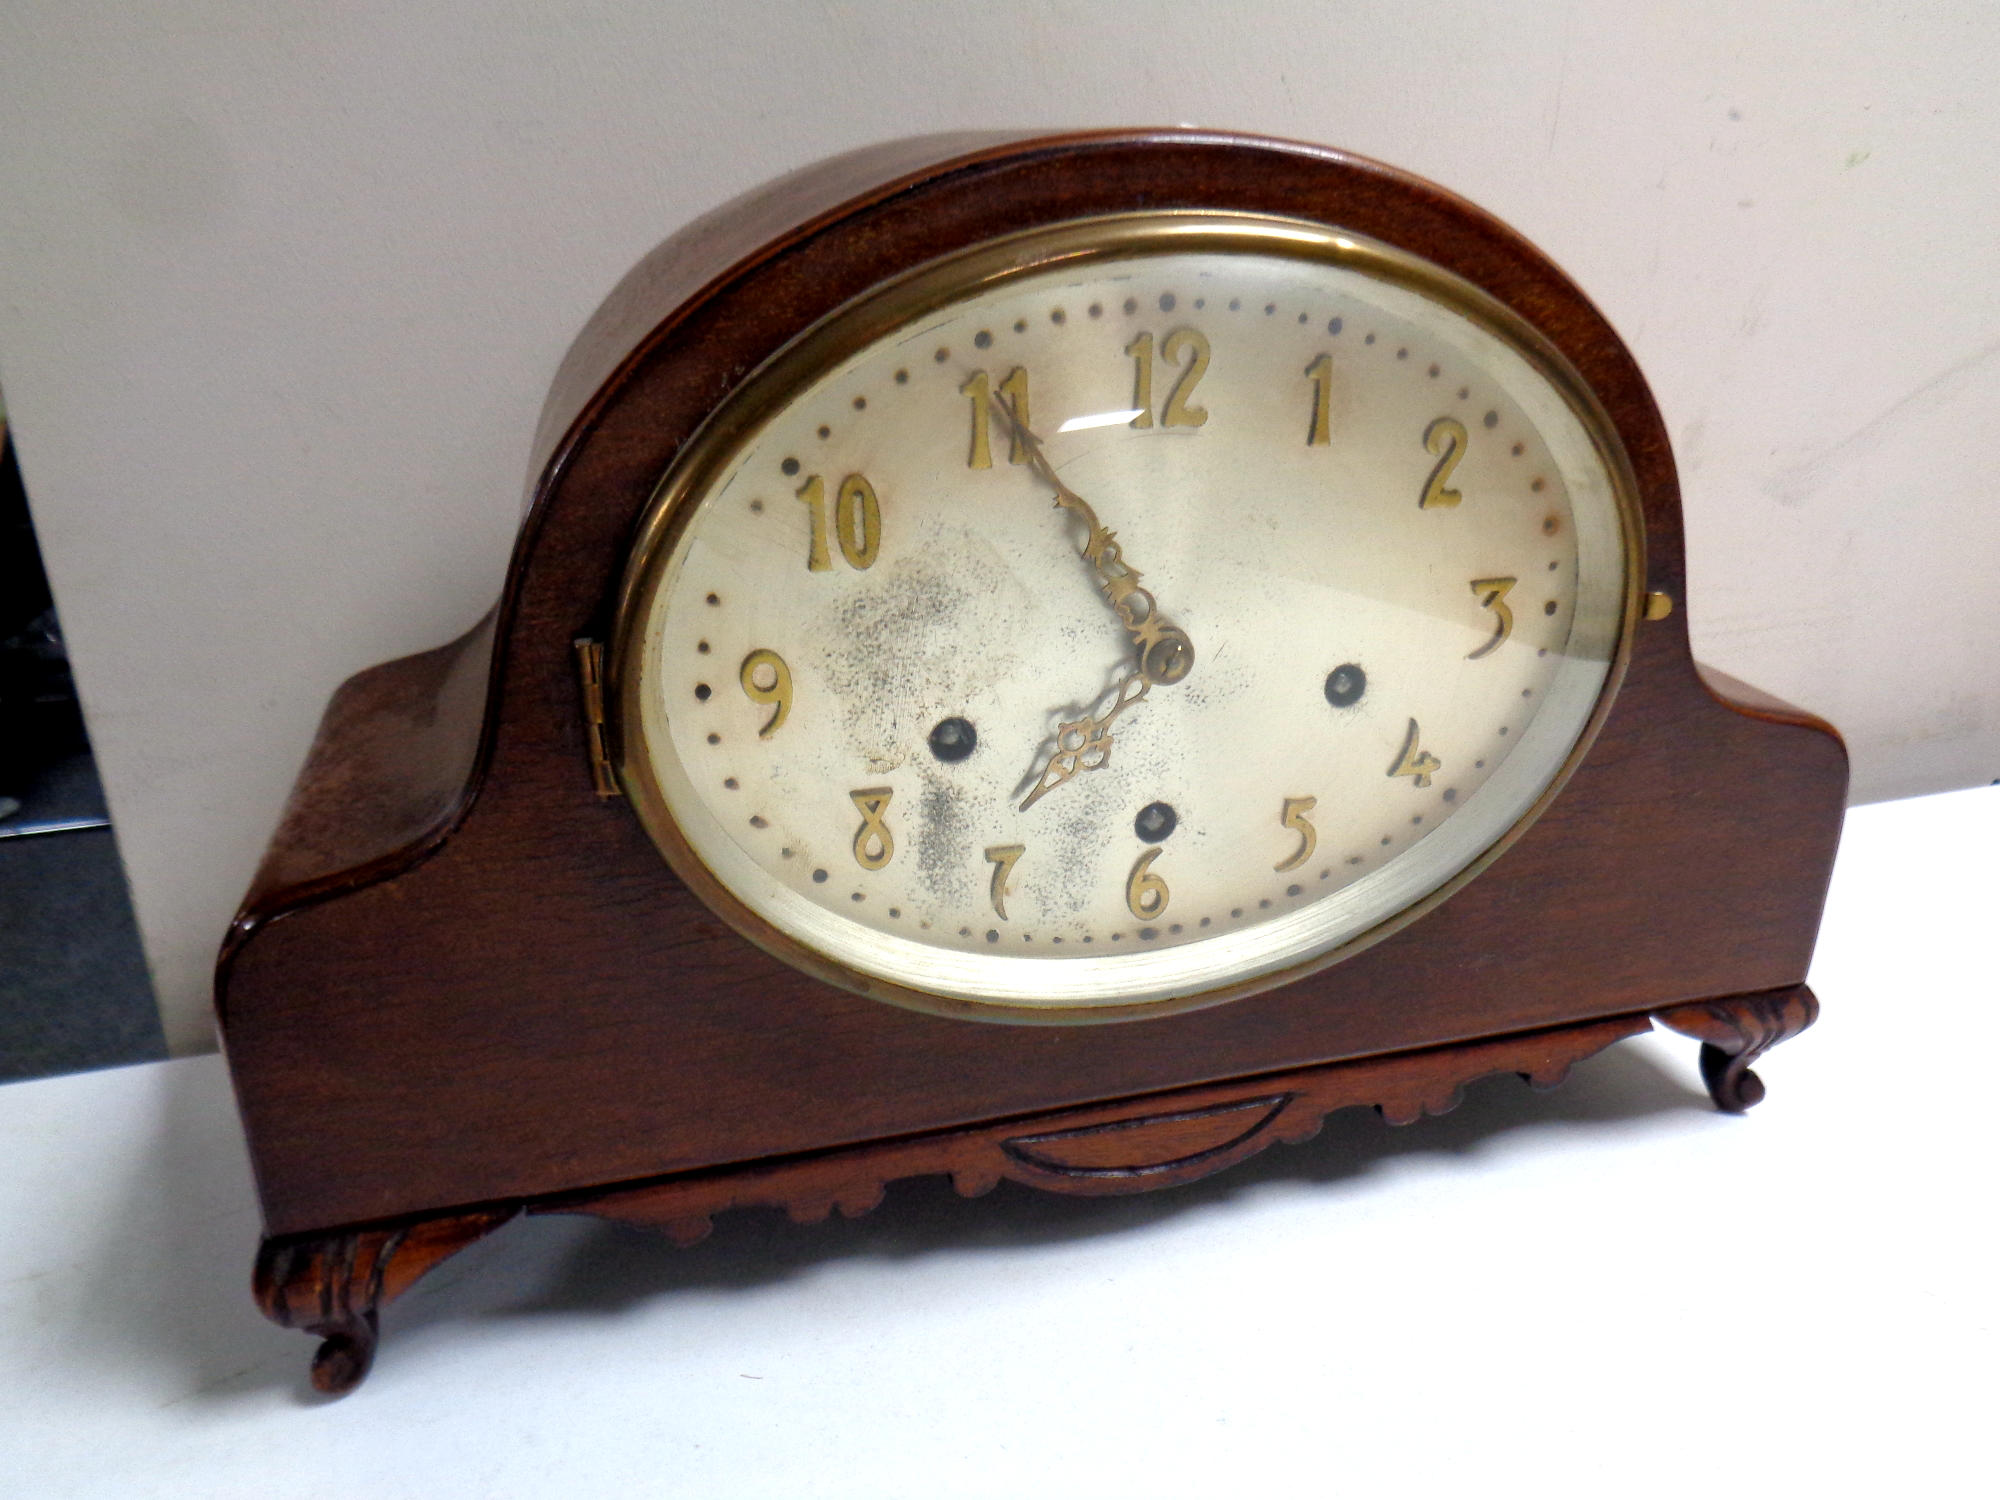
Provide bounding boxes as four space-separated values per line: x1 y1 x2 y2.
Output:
2 1 1994 1055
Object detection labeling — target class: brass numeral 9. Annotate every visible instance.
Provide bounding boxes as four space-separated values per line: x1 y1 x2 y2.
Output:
738 649 792 737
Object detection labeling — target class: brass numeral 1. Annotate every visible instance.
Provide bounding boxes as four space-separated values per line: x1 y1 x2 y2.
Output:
1466 577 1516 660
984 843 1025 920
961 367 1030 469
850 787 895 870
1124 332 1155 428
1388 719 1442 788
1419 417 1468 509
1304 353 1334 446
1125 328 1211 429
1275 796 1318 872
1126 847 1170 920
795 473 881 571
738 649 792 737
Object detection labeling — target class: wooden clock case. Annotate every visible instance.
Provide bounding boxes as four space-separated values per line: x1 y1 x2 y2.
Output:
215 130 1847 1394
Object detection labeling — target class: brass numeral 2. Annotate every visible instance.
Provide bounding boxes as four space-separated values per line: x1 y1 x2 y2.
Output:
850 787 895 870
1125 328 1211 429
1388 719 1442 788
796 473 881 571
1419 417 1468 509
961 367 1030 469
738 649 792 737
1466 577 1516 660
1275 795 1318 872
984 843 1025 920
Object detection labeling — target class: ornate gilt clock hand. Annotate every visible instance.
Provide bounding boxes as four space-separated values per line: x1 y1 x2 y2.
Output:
1018 669 1150 811
996 401 1195 689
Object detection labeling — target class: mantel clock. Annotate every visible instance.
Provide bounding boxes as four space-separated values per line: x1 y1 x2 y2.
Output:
217 130 1846 1394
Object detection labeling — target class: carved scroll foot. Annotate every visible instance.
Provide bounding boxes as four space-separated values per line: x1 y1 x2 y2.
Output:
1655 983 1819 1113
255 1208 516 1396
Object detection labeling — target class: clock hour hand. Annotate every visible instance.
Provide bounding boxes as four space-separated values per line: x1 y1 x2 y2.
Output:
996 401 1196 689
1019 669 1150 811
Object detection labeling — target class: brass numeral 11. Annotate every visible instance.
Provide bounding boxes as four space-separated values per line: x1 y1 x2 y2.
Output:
961 367 1030 469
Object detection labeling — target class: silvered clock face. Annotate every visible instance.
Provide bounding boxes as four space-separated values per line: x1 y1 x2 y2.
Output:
613 214 1637 1016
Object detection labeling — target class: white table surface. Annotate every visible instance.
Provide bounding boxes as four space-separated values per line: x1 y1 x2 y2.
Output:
5 786 1994 1498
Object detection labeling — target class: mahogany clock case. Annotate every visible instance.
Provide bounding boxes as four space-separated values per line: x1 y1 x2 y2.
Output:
216 131 1846 1387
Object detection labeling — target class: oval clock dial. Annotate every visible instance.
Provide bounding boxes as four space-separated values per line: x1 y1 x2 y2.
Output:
614 214 1638 1015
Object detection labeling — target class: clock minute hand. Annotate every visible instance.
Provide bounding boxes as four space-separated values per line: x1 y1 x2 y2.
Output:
997 401 1196 689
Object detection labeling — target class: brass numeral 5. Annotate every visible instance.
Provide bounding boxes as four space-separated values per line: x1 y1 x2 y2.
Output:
1275 796 1318 872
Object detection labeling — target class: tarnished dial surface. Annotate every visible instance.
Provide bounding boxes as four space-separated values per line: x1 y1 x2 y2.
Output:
613 214 1638 1016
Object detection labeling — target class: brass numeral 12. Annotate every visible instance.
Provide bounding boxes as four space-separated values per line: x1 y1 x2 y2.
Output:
1125 328 1211 429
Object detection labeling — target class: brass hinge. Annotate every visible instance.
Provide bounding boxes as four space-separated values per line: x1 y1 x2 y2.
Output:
573 639 621 798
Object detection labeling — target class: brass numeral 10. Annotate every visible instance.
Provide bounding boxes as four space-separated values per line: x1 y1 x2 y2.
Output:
796 473 882 572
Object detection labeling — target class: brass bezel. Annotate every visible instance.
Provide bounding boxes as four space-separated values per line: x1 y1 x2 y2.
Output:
609 210 1646 1025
